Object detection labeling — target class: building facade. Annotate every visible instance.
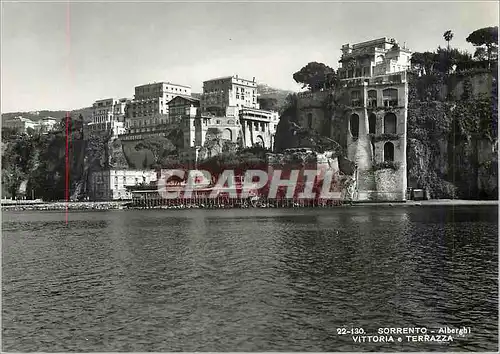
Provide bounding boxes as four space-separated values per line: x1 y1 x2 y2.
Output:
239 107 279 149
2 116 39 134
199 75 277 149
89 169 157 201
125 82 192 132
338 37 411 201
201 75 260 116
38 117 58 134
88 98 129 136
337 37 412 79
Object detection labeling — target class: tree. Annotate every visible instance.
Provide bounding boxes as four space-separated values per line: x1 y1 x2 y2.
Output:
258 97 279 111
135 136 176 166
293 62 335 91
443 30 454 51
411 51 438 75
466 26 499 66
474 47 487 61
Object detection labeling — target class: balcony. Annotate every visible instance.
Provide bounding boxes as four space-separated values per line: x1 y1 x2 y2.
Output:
350 99 362 108
383 99 399 108
368 71 407 85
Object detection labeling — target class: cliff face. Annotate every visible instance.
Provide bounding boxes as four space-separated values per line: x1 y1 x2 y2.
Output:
1 125 109 200
273 70 498 200
407 70 498 199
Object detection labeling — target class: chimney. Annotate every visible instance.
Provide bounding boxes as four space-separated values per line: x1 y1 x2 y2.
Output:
253 77 255 82
235 74 238 79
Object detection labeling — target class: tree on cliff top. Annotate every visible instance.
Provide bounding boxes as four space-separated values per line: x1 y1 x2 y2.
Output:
443 30 454 51
466 26 498 66
293 62 336 91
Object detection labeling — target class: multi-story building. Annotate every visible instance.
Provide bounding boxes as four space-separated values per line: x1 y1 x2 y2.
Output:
239 107 279 149
338 37 411 201
167 95 201 148
200 75 259 116
200 75 278 149
337 37 412 79
38 117 58 134
2 116 39 134
88 98 129 136
89 169 157 200
125 82 192 132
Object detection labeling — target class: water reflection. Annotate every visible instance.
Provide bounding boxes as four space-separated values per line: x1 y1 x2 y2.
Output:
2 207 498 352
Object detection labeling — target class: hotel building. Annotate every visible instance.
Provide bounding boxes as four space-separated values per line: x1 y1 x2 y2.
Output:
338 37 411 201
125 82 192 132
89 169 158 200
88 98 129 136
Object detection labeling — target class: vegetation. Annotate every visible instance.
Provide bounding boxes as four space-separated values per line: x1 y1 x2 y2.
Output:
466 26 498 66
292 62 338 92
2 26 497 201
372 161 401 172
2 115 110 200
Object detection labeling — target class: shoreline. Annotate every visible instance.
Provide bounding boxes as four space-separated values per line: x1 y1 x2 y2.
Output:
1 199 498 211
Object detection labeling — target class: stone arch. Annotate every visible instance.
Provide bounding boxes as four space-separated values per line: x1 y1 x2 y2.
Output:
255 135 265 148
221 128 232 141
383 113 397 134
349 114 359 139
384 142 395 162
368 113 376 134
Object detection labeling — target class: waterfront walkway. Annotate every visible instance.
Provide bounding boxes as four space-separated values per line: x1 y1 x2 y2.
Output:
353 199 498 207
1 199 497 211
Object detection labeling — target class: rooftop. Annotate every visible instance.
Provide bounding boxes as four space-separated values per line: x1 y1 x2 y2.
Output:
204 75 257 84
168 95 200 103
135 82 191 89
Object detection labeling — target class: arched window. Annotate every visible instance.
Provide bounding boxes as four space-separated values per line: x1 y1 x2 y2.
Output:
222 128 232 141
382 88 398 107
384 142 394 162
368 113 376 134
307 113 313 129
384 113 397 134
367 90 377 108
349 114 359 139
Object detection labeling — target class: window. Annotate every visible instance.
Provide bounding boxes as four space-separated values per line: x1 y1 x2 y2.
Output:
384 113 397 134
350 90 361 107
382 88 398 107
307 113 313 129
368 113 376 134
384 142 394 162
349 114 359 138
367 90 377 108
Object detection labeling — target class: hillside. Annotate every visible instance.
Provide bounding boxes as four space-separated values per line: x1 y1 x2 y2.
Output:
257 84 295 110
2 107 93 123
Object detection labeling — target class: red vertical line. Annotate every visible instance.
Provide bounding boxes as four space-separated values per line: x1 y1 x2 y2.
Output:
66 112 70 224
65 1 71 224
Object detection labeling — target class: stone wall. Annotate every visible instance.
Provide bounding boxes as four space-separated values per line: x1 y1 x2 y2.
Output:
373 169 403 201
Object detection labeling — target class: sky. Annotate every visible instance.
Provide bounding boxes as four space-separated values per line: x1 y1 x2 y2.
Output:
1 1 498 112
